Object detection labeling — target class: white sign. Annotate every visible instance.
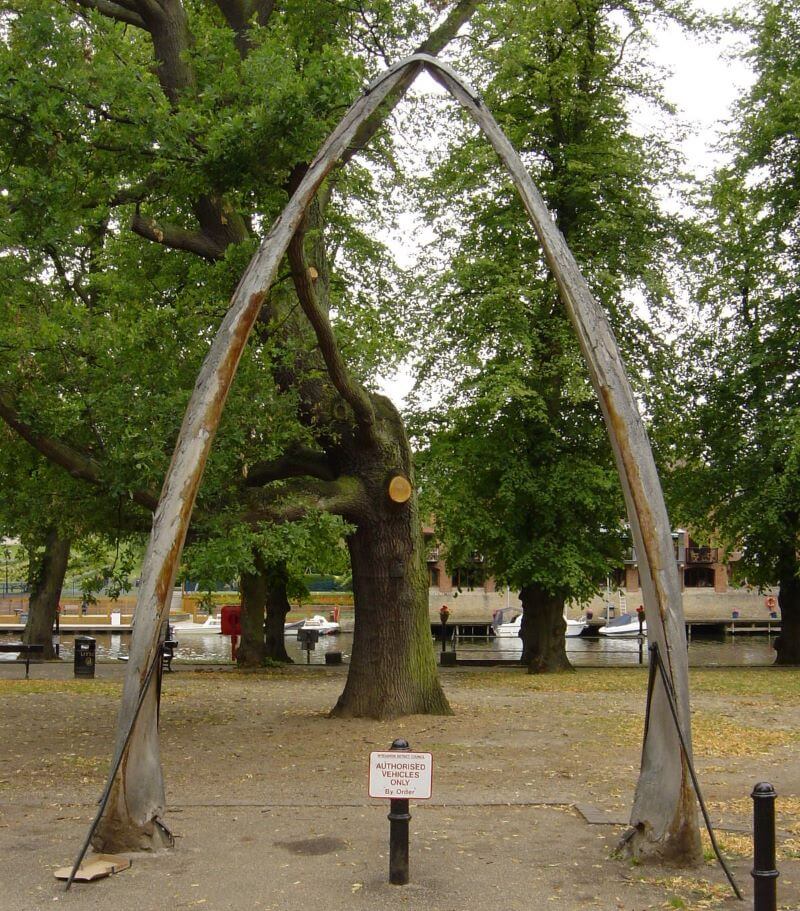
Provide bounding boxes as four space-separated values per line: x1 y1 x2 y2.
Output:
368 751 433 800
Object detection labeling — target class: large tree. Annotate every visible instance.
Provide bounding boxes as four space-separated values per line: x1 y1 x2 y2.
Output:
0 428 145 657
0 0 477 709
411 0 689 673
655 1 800 663
0 440 71 659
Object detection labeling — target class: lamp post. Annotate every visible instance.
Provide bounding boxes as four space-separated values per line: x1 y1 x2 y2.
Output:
439 605 450 654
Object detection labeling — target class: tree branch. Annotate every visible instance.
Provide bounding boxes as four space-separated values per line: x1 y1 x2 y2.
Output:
271 3 479 444
246 476 367 524
70 0 147 28
131 212 225 260
134 0 196 104
0 390 159 512
210 0 275 57
246 447 337 486
341 0 480 167
110 175 161 208
44 245 93 309
211 0 251 57
287 220 378 442
254 0 275 26
109 0 144 12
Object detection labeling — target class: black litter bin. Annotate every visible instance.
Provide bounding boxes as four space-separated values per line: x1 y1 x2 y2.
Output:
74 636 96 678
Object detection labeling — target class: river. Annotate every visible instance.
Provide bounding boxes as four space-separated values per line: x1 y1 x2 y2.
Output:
0 629 779 667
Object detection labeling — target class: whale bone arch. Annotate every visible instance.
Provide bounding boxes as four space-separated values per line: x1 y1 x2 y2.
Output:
95 53 699 860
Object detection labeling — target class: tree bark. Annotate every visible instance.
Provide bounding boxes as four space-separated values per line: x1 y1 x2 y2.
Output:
330 398 450 719
137 0 195 104
264 563 293 663
238 557 295 665
775 544 800 665
518 584 572 673
238 561 267 667
23 528 70 660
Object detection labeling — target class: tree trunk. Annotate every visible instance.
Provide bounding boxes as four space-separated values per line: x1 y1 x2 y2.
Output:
238 561 267 668
236 559 297 666
23 528 69 660
264 563 293 663
518 584 572 672
775 546 800 665
331 398 450 719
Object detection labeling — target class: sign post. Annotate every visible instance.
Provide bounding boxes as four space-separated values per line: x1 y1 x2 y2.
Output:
369 739 433 885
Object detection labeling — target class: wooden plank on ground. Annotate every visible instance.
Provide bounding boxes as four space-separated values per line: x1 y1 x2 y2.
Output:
54 854 131 881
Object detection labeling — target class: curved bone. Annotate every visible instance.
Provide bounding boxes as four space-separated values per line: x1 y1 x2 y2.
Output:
95 54 697 858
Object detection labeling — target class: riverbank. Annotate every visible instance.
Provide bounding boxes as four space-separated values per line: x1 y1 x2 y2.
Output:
1 662 798 910
0 583 780 632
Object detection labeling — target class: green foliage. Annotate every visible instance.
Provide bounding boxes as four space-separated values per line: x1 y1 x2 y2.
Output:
409 0 690 599
66 535 141 601
654 1 800 590
181 511 352 600
0 0 430 588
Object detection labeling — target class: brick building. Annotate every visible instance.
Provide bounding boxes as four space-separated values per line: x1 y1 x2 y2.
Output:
424 525 734 596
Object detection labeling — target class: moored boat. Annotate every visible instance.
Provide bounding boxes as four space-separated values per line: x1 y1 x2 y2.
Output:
493 613 588 638
598 612 646 637
175 612 340 635
566 616 589 637
285 615 340 636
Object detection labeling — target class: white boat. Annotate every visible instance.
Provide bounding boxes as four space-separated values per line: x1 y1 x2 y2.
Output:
172 616 221 634
493 614 521 637
285 615 340 636
494 613 587 638
566 616 588 637
174 613 341 636
598 612 646 637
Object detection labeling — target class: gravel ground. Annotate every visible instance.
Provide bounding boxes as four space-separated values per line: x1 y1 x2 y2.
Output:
0 659 798 911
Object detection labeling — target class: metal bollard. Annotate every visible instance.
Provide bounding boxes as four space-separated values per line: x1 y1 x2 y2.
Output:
752 782 778 911
637 607 645 664
388 738 411 885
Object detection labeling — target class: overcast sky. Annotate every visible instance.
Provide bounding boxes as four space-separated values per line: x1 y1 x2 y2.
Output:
646 0 754 175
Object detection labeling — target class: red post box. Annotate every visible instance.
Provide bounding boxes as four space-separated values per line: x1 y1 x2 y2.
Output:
220 604 241 636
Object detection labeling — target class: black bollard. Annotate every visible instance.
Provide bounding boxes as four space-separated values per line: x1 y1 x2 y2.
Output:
388 738 411 885
637 607 645 664
752 782 778 911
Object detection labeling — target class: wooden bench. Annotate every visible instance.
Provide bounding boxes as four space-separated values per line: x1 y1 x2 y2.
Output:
0 643 45 678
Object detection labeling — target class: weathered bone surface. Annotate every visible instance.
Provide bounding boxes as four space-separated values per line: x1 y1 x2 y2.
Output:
91 54 699 861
